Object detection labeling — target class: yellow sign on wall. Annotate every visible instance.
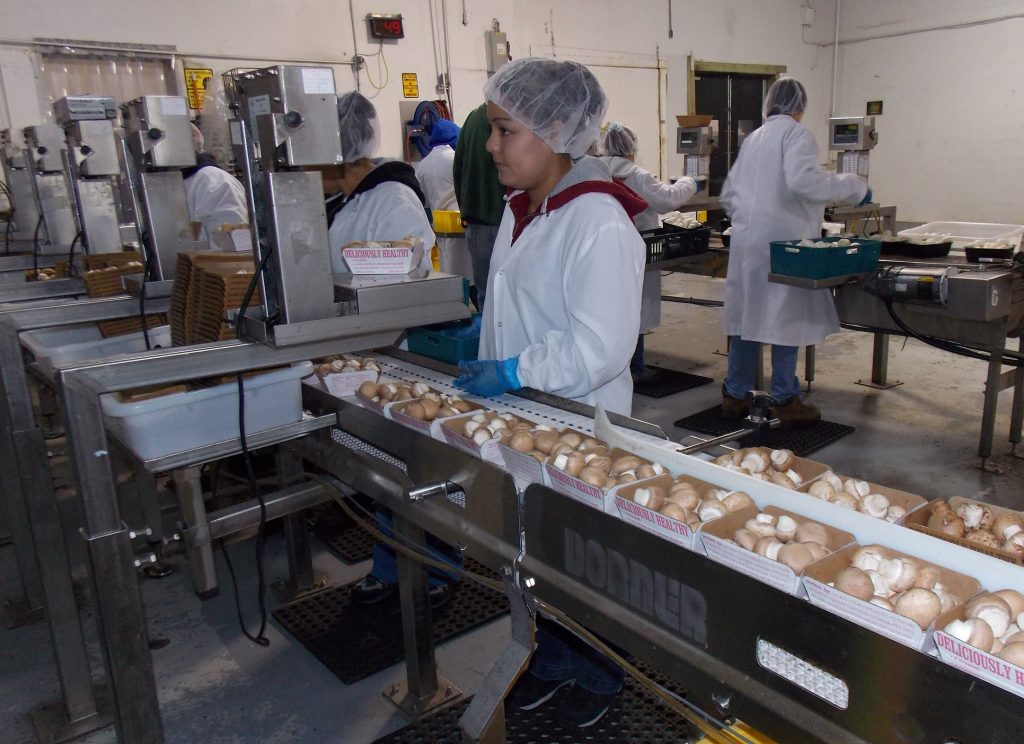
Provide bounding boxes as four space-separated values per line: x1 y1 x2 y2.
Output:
184 67 214 110
401 73 419 98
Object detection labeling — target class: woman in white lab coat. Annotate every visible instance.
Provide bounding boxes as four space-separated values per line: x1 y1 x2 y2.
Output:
453 59 647 417
183 125 248 241
325 92 434 272
453 58 646 730
720 78 870 426
598 122 703 377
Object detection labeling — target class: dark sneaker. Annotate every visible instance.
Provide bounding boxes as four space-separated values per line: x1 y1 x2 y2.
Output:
555 684 619 728
507 672 574 711
774 397 821 429
349 575 396 604
720 386 749 420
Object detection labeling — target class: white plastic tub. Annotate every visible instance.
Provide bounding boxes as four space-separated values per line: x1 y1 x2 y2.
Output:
101 361 313 461
22 324 172 379
898 221 1024 249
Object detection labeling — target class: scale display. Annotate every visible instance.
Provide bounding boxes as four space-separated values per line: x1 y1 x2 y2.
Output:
368 14 404 39
832 123 860 146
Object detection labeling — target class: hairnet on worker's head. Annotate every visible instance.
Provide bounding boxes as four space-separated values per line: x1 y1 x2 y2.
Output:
600 122 638 158
483 57 608 159
428 119 460 149
190 123 205 153
763 78 807 118
337 91 381 162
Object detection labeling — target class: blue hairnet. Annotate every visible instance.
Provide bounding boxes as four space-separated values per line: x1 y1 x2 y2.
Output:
764 78 807 118
428 119 460 149
599 122 638 158
337 91 381 162
483 57 608 159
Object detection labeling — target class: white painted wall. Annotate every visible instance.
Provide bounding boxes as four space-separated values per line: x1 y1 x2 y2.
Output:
1 0 832 182
817 0 1024 224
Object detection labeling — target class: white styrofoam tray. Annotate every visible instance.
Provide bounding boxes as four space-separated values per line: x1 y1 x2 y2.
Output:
101 361 313 461
898 221 1024 249
21 324 172 379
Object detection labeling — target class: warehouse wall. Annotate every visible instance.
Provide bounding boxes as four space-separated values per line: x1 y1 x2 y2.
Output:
818 0 1024 224
1 0 831 182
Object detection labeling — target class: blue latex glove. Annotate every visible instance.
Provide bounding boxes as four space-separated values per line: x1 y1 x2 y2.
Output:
453 357 522 397
858 187 873 207
693 176 707 192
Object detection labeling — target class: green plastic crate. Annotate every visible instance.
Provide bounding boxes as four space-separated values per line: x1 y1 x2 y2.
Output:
770 236 881 280
407 313 481 365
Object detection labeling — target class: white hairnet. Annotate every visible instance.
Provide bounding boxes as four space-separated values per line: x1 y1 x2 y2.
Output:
337 91 381 162
190 123 205 153
764 78 807 118
483 57 608 159
600 122 638 158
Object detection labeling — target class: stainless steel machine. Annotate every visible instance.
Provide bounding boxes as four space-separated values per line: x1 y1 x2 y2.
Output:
675 123 716 181
225 64 467 346
22 124 77 252
825 116 897 235
54 95 124 255
1 129 42 241
120 95 196 280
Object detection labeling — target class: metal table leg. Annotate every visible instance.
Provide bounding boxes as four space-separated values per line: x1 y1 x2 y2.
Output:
978 342 1005 464
1010 337 1024 458
174 465 218 598
275 447 323 599
755 345 765 392
804 345 815 393
856 332 903 390
385 510 462 718
137 470 173 578
62 375 164 744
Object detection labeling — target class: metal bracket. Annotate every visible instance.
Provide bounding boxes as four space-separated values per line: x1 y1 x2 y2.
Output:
384 674 463 719
407 480 465 502
178 519 211 549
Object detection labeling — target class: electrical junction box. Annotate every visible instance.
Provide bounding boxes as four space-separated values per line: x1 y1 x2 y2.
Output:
485 30 508 74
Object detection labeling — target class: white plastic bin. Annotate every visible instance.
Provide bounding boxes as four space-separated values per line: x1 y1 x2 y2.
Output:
22 324 172 379
101 361 313 460
898 221 1024 249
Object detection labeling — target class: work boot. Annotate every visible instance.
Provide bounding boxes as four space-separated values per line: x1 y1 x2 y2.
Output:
774 397 821 428
720 386 749 420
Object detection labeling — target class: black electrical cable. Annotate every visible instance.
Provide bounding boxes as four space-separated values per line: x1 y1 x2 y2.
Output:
66 230 83 276
137 230 152 350
2 207 12 254
222 244 276 647
31 214 44 279
884 299 1024 367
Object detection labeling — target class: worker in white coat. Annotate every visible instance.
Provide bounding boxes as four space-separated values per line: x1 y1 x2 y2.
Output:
183 124 248 241
454 58 646 729
598 122 703 378
720 78 870 427
326 91 434 272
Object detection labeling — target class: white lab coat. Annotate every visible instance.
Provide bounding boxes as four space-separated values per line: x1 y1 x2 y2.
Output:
602 156 700 331
720 115 867 347
480 162 645 416
183 166 248 241
328 180 435 273
414 145 458 211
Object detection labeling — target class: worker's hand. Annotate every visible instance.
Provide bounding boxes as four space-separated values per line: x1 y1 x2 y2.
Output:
692 175 707 192
858 187 873 207
453 358 522 397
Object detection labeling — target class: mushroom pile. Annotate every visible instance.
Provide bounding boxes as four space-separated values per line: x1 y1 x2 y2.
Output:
965 238 1015 250
505 427 606 464
807 471 907 522
358 380 433 404
315 355 380 378
712 447 805 489
398 393 475 421
663 212 703 229
550 452 662 491
795 237 860 248
832 547 965 630
461 411 532 445
925 499 1024 556
943 590 1024 664
634 481 754 530
731 512 834 573
30 267 60 281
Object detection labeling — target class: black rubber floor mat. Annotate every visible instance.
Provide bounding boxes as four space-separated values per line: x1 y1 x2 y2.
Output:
674 405 855 457
273 559 508 685
373 663 694 743
310 501 376 564
633 366 713 398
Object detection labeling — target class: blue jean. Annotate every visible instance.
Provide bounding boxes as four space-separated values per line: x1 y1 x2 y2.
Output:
529 618 624 695
464 222 500 311
369 509 462 588
725 336 802 402
630 334 645 376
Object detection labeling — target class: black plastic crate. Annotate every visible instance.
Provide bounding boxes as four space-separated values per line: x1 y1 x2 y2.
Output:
641 225 711 264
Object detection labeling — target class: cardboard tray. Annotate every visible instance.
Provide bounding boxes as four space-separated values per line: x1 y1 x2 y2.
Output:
497 427 609 494
904 497 1024 567
610 474 730 553
709 451 831 490
802 544 982 650
389 398 486 441
700 506 856 595
439 411 538 468
797 475 927 524
543 447 658 512
933 596 1024 700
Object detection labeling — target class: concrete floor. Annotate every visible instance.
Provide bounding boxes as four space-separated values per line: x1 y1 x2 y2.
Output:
2 271 1023 744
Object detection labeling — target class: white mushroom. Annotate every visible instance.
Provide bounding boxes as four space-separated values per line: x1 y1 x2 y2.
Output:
944 618 995 653
850 546 885 573
879 557 919 594
774 515 798 543
884 505 907 523
965 594 1013 638
843 479 871 498
858 493 890 519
